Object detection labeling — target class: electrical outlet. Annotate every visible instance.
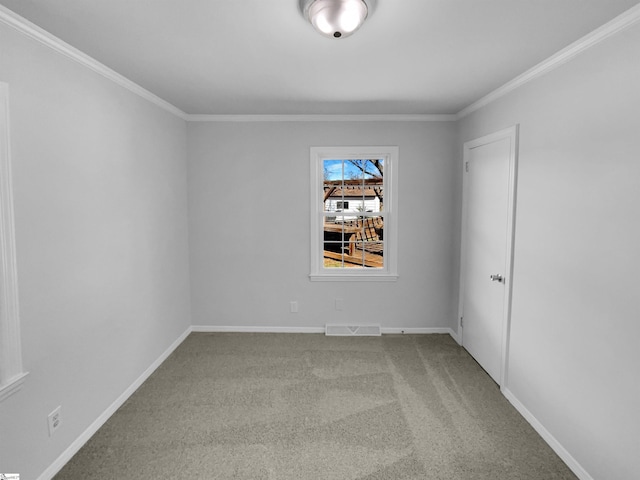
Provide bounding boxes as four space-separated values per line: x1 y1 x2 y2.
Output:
290 301 298 313
48 406 62 436
335 298 344 311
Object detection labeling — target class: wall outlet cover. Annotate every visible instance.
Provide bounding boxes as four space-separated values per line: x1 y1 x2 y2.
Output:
48 406 62 436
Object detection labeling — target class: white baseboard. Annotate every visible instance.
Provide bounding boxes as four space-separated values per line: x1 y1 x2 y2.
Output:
448 328 461 344
501 387 593 480
191 325 326 333
192 325 458 339
37 327 192 480
381 327 456 336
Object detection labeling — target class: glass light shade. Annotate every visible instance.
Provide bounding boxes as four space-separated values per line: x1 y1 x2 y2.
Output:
307 0 369 38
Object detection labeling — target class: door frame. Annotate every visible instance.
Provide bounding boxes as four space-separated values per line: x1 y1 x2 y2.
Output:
457 125 519 388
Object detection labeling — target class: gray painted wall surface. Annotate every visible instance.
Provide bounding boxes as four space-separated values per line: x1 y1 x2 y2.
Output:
187 121 458 331
457 22 640 480
0 22 191 479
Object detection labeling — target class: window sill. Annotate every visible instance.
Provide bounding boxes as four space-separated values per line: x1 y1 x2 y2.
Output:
0 371 29 403
309 274 398 282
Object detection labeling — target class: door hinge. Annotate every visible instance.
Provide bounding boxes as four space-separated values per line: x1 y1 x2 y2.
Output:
465 162 469 173
460 316 464 327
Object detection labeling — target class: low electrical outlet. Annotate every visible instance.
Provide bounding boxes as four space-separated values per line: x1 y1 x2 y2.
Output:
335 298 344 311
48 406 62 436
290 301 298 313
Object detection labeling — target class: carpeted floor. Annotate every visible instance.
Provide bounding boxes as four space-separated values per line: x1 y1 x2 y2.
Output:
54 333 577 479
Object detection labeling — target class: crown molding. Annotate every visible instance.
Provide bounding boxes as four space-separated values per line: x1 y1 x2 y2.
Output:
0 5 187 120
186 114 457 122
457 3 640 119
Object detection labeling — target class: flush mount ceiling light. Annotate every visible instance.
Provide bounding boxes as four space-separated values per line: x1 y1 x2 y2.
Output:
300 0 377 39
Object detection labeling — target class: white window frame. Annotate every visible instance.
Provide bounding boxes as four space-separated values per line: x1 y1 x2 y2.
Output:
309 146 398 282
0 82 27 402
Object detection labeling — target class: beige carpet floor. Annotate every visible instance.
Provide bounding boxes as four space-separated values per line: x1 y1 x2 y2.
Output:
54 333 577 479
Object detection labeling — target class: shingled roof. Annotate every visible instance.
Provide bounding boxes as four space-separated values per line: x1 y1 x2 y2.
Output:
325 187 379 198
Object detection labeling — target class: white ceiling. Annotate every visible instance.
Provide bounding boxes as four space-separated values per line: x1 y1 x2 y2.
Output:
1 0 637 115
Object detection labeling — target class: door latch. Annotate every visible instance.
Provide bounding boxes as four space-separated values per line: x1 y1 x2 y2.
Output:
490 274 505 283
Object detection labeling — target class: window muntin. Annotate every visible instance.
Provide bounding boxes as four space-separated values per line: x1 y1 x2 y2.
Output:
310 147 398 281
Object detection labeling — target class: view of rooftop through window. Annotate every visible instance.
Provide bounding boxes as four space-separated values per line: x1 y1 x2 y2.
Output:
322 158 385 268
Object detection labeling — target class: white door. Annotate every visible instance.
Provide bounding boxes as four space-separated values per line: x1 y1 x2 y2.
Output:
459 126 518 385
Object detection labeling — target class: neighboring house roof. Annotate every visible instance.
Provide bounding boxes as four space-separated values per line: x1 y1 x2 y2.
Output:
323 178 383 202
325 187 379 198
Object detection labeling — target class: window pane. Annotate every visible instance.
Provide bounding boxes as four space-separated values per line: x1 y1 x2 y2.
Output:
362 159 383 212
323 241 364 269
323 159 384 215
324 159 344 182
323 212 349 268
321 214 385 269
323 215 353 239
323 241 345 268
324 160 345 221
363 159 380 179
323 257 343 268
373 185 383 212
322 213 386 269
348 216 384 268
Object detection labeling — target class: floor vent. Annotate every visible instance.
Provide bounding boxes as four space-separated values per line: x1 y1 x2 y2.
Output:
325 324 381 336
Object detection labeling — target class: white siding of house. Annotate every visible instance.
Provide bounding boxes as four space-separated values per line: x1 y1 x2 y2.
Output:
325 197 380 216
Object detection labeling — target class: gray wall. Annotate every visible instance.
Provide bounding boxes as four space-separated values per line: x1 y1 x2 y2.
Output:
457 22 640 480
0 22 191 479
187 121 458 331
